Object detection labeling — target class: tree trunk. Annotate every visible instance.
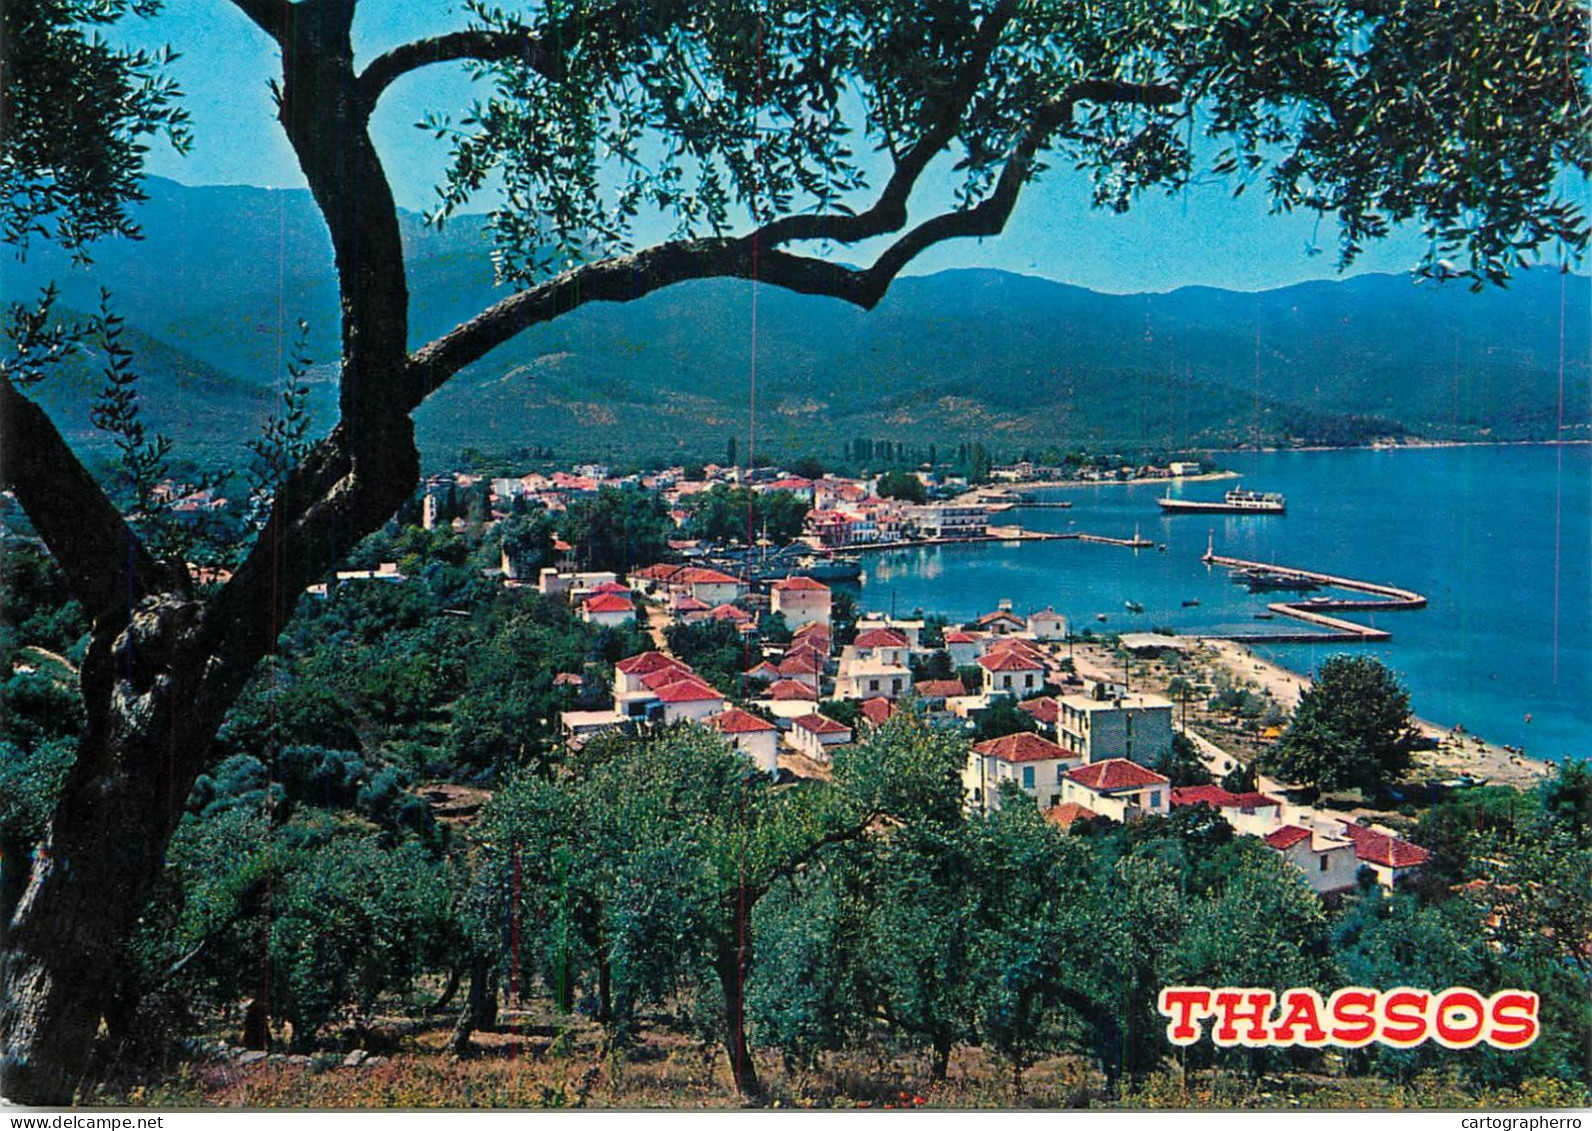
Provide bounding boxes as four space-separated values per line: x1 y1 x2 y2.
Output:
714 943 761 1099
450 953 498 1056
930 1034 952 1082
0 603 218 1104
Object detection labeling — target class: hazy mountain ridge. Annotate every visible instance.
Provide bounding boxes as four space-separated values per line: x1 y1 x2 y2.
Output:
6 178 1587 467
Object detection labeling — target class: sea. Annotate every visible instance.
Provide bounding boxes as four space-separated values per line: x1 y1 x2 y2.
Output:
853 445 1592 764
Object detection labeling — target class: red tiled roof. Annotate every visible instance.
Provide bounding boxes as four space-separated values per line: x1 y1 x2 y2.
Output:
1171 786 1283 811
643 667 698 691
747 662 781 680
583 593 635 613
773 575 829 591
1066 759 1170 792
678 567 742 586
765 478 814 491
1044 802 1098 829
943 631 982 644
976 610 1026 627
778 653 823 676
1338 822 1432 869
711 708 778 734
974 732 1068 764
672 595 712 612
592 580 631 594
710 604 752 622
988 638 1045 661
792 713 851 736
977 650 1043 672
617 652 689 676
1264 825 1313 851
767 679 819 701
554 672 584 687
654 678 724 704
859 697 895 726
793 622 831 638
854 628 909 649
630 564 683 581
914 679 968 699
1019 697 1060 724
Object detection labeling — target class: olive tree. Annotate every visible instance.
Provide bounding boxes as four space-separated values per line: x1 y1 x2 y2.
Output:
3 0 1588 1104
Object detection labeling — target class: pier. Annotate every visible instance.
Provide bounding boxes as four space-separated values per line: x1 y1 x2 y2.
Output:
1079 531 1156 549
1202 543 1426 644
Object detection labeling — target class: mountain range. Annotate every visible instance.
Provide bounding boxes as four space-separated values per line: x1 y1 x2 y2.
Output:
5 176 1587 470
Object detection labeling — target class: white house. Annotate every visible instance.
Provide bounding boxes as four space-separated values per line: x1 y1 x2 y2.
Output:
788 713 852 761
709 708 781 775
964 732 1081 812
756 679 821 720
581 592 637 628
977 650 1044 698
672 567 746 607
1060 759 1171 822
1169 785 1285 837
614 651 692 700
1336 821 1432 889
834 659 913 700
848 628 911 668
1263 825 1361 895
1056 687 1174 765
942 630 988 669
1026 607 1068 641
770 576 832 632
776 647 827 692
653 677 727 724
974 607 1027 636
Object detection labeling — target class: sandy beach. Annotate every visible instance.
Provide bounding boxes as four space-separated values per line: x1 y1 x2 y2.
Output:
1198 638 1555 791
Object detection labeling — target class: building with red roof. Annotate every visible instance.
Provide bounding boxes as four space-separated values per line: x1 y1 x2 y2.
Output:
1336 821 1432 888
965 732 1080 812
709 708 781 774
1044 802 1098 831
1060 759 1170 822
1262 824 1360 894
581 592 637 627
788 713 853 762
976 649 1044 698
770 573 832 632
857 697 895 728
1169 785 1285 835
913 679 970 702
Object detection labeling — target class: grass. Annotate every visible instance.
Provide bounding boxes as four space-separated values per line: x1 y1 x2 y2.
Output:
84 1005 1587 1111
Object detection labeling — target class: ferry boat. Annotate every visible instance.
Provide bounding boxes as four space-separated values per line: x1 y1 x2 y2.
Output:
1157 487 1286 515
1124 600 1144 613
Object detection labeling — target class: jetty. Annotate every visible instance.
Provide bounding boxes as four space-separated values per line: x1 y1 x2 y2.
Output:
1079 528 1156 549
1201 540 1426 644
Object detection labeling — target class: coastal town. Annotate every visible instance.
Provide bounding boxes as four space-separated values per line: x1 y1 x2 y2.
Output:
291 451 1537 904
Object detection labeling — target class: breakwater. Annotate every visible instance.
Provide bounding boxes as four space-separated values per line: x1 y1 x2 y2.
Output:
1202 549 1426 644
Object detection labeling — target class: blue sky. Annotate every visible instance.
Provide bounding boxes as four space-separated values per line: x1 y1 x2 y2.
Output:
115 3 1581 294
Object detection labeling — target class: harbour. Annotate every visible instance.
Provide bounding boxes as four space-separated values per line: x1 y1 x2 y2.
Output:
857 445 1590 761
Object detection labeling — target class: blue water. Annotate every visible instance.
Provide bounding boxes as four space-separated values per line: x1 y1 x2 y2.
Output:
856 446 1591 763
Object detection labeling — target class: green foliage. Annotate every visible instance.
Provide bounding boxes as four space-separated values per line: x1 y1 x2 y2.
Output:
557 487 674 573
972 695 1039 742
875 469 926 503
1271 656 1419 791
684 485 809 545
663 618 751 696
1155 731 1213 787
0 0 190 257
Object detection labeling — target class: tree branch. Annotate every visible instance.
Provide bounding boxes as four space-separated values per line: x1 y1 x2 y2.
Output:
407 77 1179 403
0 377 169 622
357 30 561 113
756 0 1018 248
